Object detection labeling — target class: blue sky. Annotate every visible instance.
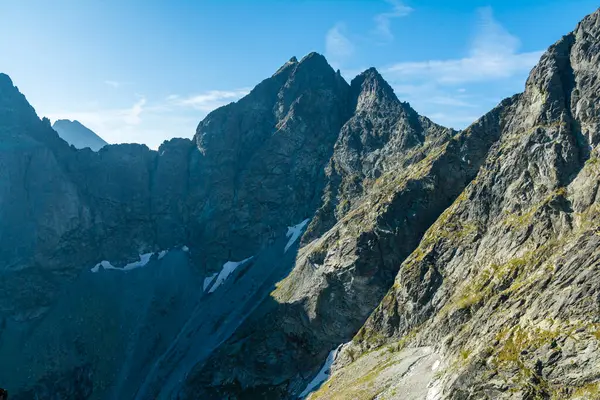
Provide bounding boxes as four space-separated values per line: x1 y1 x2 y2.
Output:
1 0 598 149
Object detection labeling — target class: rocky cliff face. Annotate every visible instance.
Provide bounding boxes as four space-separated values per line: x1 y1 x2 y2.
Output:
312 9 600 400
187 53 351 271
1 9 600 400
180 66 503 399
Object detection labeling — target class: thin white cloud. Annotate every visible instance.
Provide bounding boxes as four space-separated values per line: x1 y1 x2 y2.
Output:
375 7 544 130
427 112 481 127
104 80 133 89
325 23 354 66
123 97 146 125
47 97 147 138
46 87 250 149
105 80 121 88
383 7 542 84
393 83 476 108
428 96 476 108
325 1 411 70
373 0 414 41
169 88 250 112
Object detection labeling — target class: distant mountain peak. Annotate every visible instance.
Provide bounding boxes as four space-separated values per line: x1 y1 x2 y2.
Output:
0 73 14 88
52 119 108 151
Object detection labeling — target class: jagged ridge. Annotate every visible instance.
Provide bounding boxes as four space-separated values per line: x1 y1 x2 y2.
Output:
312 8 600 400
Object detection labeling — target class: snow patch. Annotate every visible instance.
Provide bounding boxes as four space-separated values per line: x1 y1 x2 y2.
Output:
431 360 440 371
91 260 116 272
158 250 168 260
207 256 253 293
299 344 342 398
285 218 310 253
122 252 153 271
90 253 154 273
181 245 189 252
203 273 218 292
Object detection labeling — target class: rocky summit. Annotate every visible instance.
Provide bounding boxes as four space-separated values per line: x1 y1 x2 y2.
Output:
1 9 600 400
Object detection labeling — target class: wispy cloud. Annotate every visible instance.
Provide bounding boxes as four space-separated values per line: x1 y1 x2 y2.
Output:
325 1 412 70
427 112 482 126
104 80 132 89
383 7 542 84
123 97 146 124
325 23 355 67
373 0 414 41
168 88 250 112
378 7 543 130
104 80 121 88
393 83 477 108
428 96 477 108
46 87 251 149
47 96 147 140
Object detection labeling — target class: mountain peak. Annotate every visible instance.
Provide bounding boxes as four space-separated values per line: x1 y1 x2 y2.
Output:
299 51 325 61
350 67 398 111
295 52 332 73
273 55 300 77
0 73 14 89
52 119 108 151
54 119 82 127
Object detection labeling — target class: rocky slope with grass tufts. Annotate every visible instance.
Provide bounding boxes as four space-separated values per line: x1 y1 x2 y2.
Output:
313 8 600 400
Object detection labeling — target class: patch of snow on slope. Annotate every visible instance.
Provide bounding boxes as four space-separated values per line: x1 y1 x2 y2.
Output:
158 250 168 260
285 218 310 253
122 252 153 270
90 253 154 272
203 273 218 292
181 245 189 252
208 256 253 293
299 344 342 398
91 260 116 272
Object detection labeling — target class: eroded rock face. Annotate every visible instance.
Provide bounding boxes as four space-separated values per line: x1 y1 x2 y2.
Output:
179 64 504 400
319 9 600 400
188 52 352 271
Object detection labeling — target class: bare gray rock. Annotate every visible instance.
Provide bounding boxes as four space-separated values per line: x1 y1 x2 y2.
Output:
326 8 600 400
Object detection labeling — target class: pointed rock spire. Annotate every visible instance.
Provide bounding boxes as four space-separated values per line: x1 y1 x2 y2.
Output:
350 67 399 111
